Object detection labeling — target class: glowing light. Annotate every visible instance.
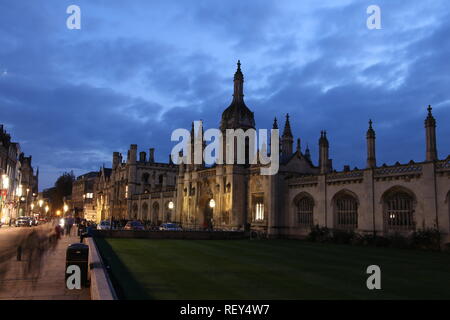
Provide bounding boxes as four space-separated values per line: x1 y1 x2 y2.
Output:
63 204 69 213
1 175 9 189
39 199 43 207
59 218 65 228
209 199 215 208
168 201 174 209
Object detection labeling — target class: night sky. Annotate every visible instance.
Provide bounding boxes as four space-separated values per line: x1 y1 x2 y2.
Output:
0 1 449 190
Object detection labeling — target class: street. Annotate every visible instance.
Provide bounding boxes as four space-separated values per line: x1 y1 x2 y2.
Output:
0 225 90 300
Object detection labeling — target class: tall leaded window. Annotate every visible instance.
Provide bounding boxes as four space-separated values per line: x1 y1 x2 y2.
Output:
296 197 314 227
255 203 265 221
335 195 358 230
384 191 415 231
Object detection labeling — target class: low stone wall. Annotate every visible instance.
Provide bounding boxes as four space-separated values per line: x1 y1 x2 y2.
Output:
92 230 249 240
87 238 117 300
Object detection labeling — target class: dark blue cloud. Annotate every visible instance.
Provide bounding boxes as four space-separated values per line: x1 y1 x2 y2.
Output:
0 0 449 189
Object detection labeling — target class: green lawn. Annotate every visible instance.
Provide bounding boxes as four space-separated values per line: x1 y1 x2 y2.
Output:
95 238 450 300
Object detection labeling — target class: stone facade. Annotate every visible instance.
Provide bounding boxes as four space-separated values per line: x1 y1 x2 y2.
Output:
71 171 98 220
94 147 178 224
0 125 38 223
92 62 450 241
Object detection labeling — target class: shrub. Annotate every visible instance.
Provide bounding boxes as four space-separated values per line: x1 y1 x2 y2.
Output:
372 236 391 247
386 232 411 249
306 226 444 252
443 243 450 253
411 228 441 251
331 229 356 245
307 225 331 243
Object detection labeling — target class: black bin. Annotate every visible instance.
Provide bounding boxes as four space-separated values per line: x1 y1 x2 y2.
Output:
65 243 89 287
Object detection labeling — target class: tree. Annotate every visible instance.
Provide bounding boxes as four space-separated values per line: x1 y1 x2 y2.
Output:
51 171 75 211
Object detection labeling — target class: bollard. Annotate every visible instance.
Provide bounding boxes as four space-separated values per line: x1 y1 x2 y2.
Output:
17 246 22 261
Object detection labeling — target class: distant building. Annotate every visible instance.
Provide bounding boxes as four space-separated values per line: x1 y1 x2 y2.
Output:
0 125 38 223
71 171 99 221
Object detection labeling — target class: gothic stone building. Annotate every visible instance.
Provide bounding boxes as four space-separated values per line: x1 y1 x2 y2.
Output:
95 147 178 224
96 62 450 241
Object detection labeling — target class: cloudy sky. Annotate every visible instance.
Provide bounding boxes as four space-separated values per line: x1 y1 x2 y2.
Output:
0 0 449 190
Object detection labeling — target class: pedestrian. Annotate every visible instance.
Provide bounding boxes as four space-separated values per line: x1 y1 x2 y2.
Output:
66 216 74 236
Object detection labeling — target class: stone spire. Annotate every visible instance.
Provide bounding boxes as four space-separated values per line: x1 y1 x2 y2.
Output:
366 119 376 168
233 60 244 102
281 113 294 157
220 61 255 131
296 138 301 153
272 117 278 129
319 131 330 174
282 113 293 137
425 105 437 161
304 144 311 162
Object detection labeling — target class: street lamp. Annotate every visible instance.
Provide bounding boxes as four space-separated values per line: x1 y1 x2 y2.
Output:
38 199 43 207
45 205 49 215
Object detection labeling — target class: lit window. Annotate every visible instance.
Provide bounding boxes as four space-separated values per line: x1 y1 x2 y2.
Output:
384 192 415 231
255 203 264 221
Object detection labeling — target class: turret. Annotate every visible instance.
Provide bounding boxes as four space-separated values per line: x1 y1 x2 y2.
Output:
139 151 146 162
425 105 437 161
281 113 293 158
149 148 155 163
127 144 137 164
366 119 376 168
319 131 330 174
113 152 120 169
304 144 311 162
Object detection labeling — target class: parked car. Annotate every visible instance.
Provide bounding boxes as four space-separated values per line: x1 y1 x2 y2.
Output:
15 217 32 227
97 220 111 230
159 223 182 231
124 220 145 231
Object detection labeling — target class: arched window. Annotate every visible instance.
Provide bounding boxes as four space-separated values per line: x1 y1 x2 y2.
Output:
142 202 148 220
132 203 138 218
334 192 358 230
142 173 150 184
295 196 314 227
152 202 159 224
252 195 264 222
384 190 415 231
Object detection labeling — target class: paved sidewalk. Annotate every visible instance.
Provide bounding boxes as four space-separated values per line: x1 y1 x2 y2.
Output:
0 228 91 300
